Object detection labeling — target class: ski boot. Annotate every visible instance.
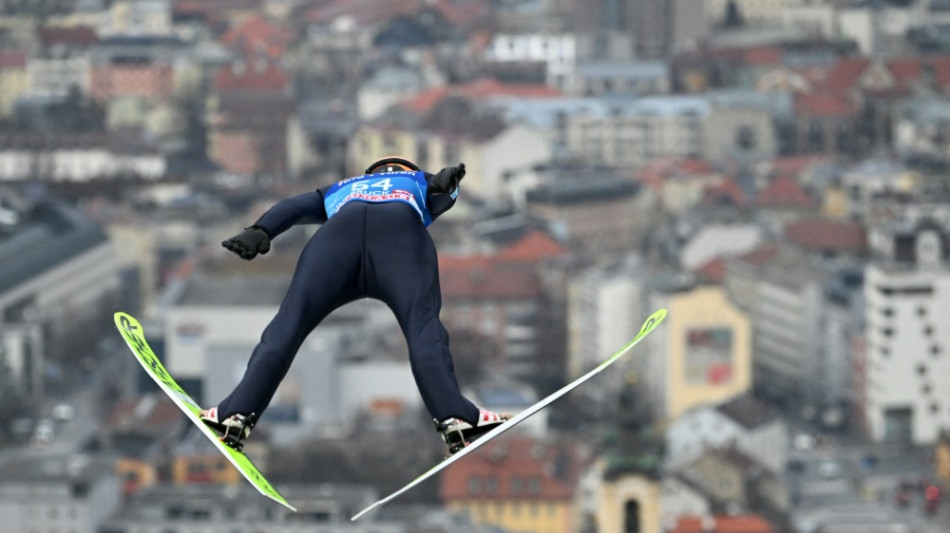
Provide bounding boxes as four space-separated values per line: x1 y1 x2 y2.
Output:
200 407 257 452
435 409 511 456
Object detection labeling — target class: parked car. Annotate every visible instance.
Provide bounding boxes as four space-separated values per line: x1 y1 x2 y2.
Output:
818 460 842 479
52 403 75 422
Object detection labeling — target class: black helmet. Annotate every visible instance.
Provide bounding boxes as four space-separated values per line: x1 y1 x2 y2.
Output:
364 156 421 174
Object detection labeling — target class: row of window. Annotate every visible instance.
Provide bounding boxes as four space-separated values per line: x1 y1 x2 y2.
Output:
468 475 543 496
464 499 560 519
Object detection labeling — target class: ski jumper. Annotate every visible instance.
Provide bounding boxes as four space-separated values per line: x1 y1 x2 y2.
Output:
214 170 481 425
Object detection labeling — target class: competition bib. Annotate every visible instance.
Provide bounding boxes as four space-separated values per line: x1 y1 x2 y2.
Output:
323 171 431 226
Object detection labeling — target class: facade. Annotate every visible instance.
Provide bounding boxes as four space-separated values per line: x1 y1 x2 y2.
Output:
577 459 662 533
207 60 295 176
703 0 804 26
572 60 671 97
0 51 29 116
567 259 646 389
484 34 577 91
441 436 581 533
438 255 545 382
864 265 950 444
0 193 118 398
88 36 181 104
728 249 826 405
646 285 752 422
666 395 788 474
565 96 708 168
0 454 121 533
99 482 386 533
350 105 550 203
525 176 649 257
0 132 166 181
27 26 98 99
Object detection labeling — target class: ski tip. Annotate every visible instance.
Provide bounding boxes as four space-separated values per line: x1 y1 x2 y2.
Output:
636 308 667 337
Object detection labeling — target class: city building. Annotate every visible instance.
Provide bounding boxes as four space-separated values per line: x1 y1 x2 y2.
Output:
577 458 663 533
0 131 167 181
0 453 121 533
646 284 752 422
99 482 383 532
441 436 582 533
351 92 551 202
0 190 118 399
88 36 183 104
567 258 647 386
484 33 577 91
666 394 788 474
27 26 98 99
525 174 651 257
863 220 950 444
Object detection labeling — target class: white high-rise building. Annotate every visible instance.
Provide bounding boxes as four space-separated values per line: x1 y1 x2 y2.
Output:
566 258 645 394
864 223 950 444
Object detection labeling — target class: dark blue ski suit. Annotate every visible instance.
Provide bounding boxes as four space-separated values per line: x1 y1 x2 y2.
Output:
214 168 481 425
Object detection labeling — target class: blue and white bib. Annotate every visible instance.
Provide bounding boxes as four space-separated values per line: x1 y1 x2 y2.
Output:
323 171 432 226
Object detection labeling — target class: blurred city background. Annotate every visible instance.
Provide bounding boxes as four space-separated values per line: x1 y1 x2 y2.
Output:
1 0 950 532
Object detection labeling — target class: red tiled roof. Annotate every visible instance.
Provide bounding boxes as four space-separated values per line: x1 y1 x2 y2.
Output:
793 92 855 118
439 256 541 299
496 230 567 262
806 55 950 97
402 78 561 113
441 436 580 501
221 15 293 59
694 257 725 283
107 395 182 433
306 0 420 25
306 0 489 27
702 177 746 206
672 515 775 533
39 25 98 47
740 46 782 66
785 218 867 253
757 175 816 208
768 154 829 176
0 51 27 68
818 57 870 95
734 243 781 267
213 60 290 91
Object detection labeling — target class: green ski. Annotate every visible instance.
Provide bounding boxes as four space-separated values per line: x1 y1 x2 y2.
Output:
114 312 295 511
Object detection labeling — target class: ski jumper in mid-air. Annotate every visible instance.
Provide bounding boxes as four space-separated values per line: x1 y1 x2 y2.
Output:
201 156 508 453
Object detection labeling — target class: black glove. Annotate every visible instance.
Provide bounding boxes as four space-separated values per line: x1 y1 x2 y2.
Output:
428 163 466 194
222 226 271 260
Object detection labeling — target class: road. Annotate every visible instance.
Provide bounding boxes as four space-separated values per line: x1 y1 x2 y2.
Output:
6 335 132 458
788 435 950 533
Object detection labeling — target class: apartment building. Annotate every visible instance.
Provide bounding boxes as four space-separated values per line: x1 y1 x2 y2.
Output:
646 284 752 422
864 221 950 444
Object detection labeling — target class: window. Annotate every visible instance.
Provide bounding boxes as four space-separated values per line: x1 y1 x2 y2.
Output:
528 477 542 494
468 477 481 495
486 477 498 495
624 500 641 533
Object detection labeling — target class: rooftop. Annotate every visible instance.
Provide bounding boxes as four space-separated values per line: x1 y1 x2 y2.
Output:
0 190 110 295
